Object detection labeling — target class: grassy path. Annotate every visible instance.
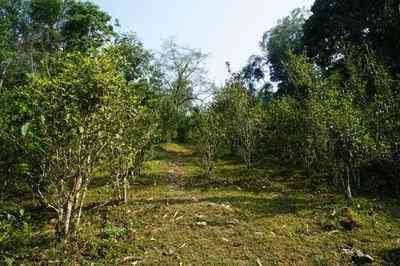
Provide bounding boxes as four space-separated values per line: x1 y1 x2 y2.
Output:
4 143 400 265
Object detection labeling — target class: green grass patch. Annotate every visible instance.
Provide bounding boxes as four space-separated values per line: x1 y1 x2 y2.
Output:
2 143 400 265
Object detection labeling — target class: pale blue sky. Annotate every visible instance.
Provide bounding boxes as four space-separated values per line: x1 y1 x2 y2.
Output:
93 0 315 85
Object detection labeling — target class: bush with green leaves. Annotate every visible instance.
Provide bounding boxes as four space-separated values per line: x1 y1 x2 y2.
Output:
102 37 162 204
282 52 379 203
0 50 139 236
0 27 164 236
264 96 305 165
0 208 33 264
213 83 262 168
189 108 225 176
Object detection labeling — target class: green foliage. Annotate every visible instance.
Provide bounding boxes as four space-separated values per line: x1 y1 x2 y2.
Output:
264 95 305 164
0 0 114 89
61 1 114 52
260 8 309 95
212 83 263 168
239 55 271 96
107 34 162 87
158 39 211 142
101 38 162 202
269 52 384 202
102 223 127 240
0 43 163 235
30 0 62 26
0 208 33 262
189 108 225 175
0 0 165 238
304 0 400 74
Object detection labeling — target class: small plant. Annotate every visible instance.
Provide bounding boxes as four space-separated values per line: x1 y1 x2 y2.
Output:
0 209 33 264
102 224 127 240
87 239 110 258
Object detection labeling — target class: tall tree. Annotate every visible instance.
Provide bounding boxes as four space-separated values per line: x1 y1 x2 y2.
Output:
158 39 212 141
0 0 114 88
239 55 271 97
159 39 211 110
61 0 114 52
260 8 309 96
304 0 400 75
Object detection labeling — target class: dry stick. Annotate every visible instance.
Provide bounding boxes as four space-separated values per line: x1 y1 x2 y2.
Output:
91 200 113 210
36 186 59 214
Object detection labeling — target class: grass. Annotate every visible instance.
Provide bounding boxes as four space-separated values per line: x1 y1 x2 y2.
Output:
1 143 400 265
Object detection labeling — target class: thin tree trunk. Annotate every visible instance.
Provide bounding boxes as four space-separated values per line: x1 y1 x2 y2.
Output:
64 197 73 236
123 176 129 204
115 173 121 201
64 174 83 236
75 182 88 230
73 175 83 214
30 50 35 74
206 146 213 176
0 60 10 91
246 145 251 170
356 169 361 190
57 210 64 237
332 170 339 189
207 156 213 176
345 166 353 205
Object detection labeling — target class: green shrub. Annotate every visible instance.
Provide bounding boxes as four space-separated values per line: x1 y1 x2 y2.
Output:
101 224 127 240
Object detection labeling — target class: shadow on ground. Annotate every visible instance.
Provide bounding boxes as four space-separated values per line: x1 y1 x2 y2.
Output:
123 193 318 218
381 248 400 265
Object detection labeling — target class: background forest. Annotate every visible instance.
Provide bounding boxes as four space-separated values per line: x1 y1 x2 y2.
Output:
1 0 400 265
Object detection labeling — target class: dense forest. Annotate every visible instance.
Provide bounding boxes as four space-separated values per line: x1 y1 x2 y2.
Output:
1 0 400 265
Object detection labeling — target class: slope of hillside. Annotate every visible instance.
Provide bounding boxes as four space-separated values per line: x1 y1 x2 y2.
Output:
1 144 400 265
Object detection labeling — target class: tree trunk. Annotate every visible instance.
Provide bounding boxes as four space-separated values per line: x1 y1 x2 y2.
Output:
206 147 213 176
123 176 129 204
63 174 83 236
115 174 122 201
56 208 64 237
345 166 353 205
75 182 88 230
352 164 360 190
63 197 73 236
207 162 213 177
73 175 83 214
0 60 10 91
332 170 339 189
246 147 251 170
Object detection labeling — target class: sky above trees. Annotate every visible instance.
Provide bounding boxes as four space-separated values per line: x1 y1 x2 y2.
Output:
92 0 315 85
